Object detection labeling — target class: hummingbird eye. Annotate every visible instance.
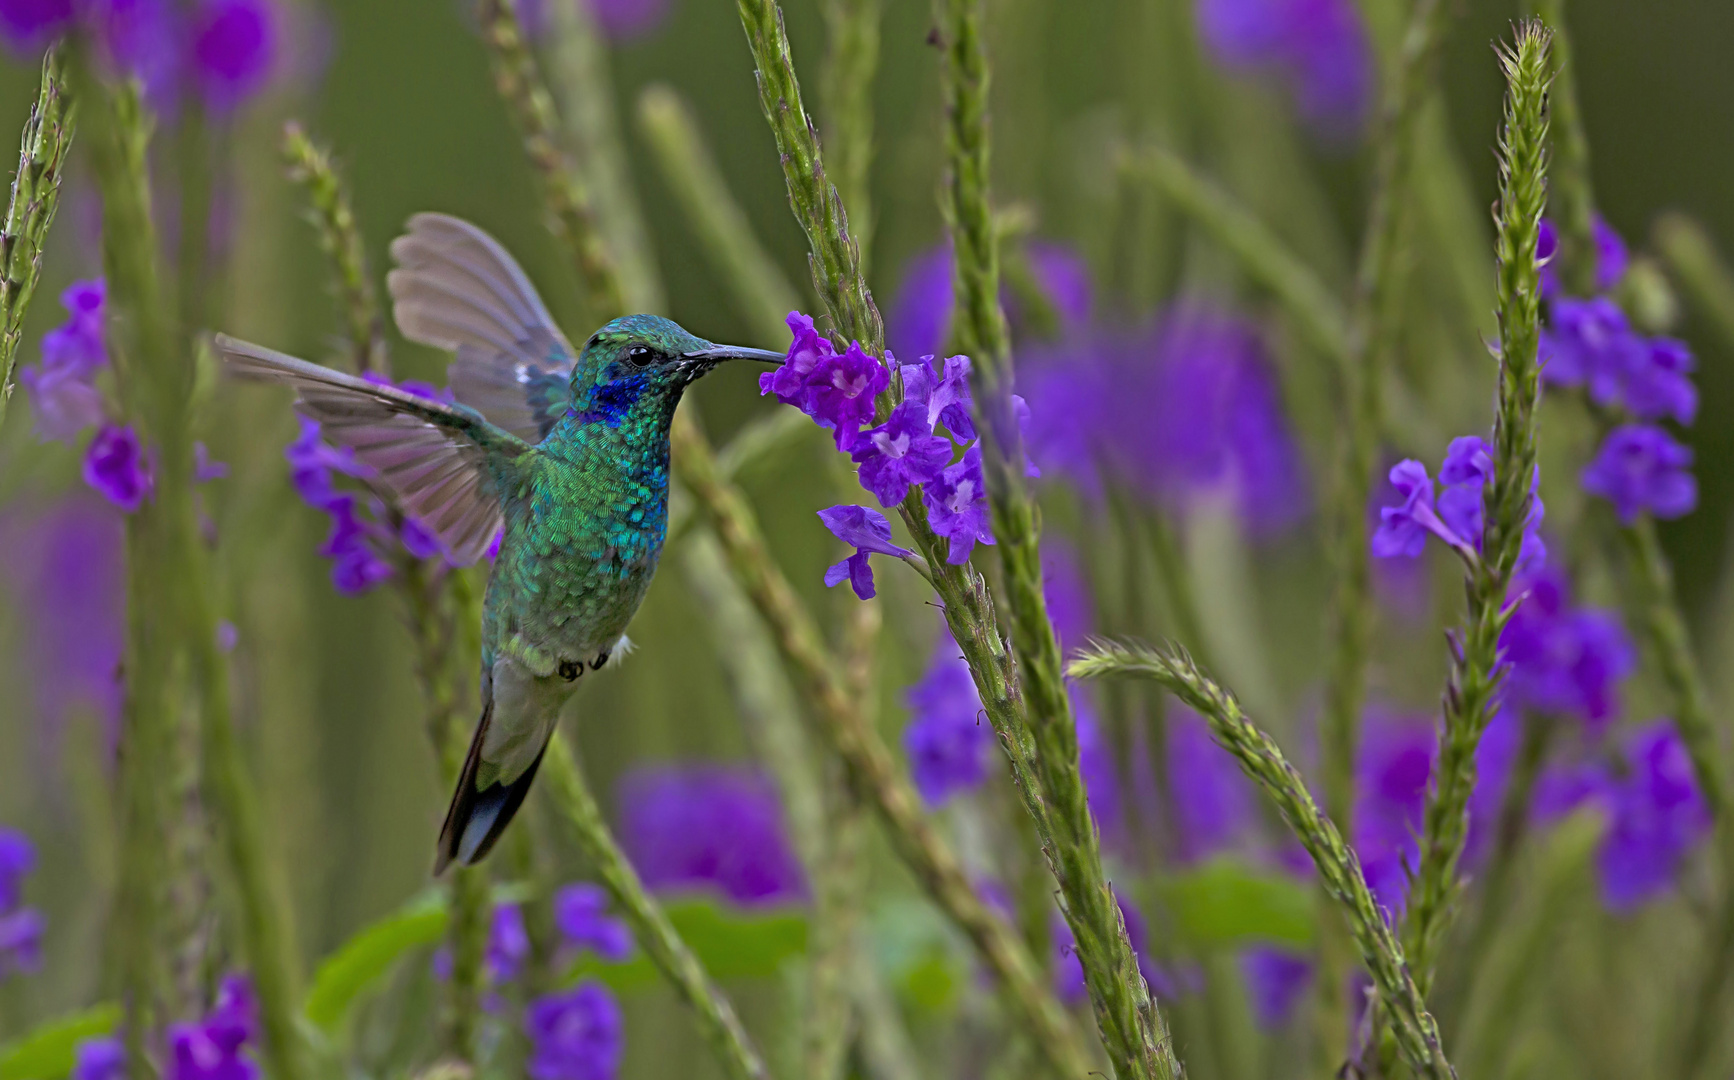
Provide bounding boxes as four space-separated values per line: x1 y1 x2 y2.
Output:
624 345 656 368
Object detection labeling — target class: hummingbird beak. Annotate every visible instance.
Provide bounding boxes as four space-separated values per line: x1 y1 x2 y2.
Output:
680 345 786 370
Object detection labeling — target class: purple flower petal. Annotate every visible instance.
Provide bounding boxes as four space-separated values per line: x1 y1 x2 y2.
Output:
923 445 994 565
903 634 989 805
618 765 807 906
71 1038 126 1080
851 400 953 507
82 424 150 512
190 0 278 112
1581 424 1697 524
525 982 624 1080
554 883 634 962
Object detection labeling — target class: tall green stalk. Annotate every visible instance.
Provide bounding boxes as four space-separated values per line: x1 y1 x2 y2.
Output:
1401 20 1552 996
0 46 75 434
932 0 1179 1076
1069 643 1455 1080
280 123 385 375
541 736 771 1080
819 0 880 268
91 74 304 1080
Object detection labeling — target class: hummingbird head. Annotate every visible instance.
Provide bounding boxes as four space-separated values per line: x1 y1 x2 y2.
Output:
569 314 782 426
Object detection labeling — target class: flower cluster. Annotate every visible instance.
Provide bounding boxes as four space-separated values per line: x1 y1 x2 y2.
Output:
1539 217 1700 524
284 382 481 596
164 974 261 1080
0 0 281 117
888 241 1092 362
525 982 624 1080
617 765 807 907
0 828 43 978
764 311 999 595
1194 0 1374 138
518 0 674 43
1019 303 1309 537
1498 566 1636 730
1372 435 1545 572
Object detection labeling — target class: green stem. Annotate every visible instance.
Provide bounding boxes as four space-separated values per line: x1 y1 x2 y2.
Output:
934 0 1179 1073
819 0 880 271
731 0 881 349
1654 213 1734 352
1401 18 1552 998
1532 0 1598 297
0 45 75 434
669 411 1093 1079
544 0 663 312
281 122 386 375
635 85 803 344
541 734 771 1080
477 0 626 324
1069 643 1455 1080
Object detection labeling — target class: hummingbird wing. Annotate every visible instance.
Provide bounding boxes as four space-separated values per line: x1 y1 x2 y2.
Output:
387 213 578 444
215 335 530 565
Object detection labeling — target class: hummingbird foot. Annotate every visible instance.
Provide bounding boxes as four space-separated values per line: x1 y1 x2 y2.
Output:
558 659 584 681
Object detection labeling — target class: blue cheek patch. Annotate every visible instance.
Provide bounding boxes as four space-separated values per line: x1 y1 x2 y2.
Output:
578 374 648 426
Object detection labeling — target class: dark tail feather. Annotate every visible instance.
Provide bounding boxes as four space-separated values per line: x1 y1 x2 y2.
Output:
434 699 548 874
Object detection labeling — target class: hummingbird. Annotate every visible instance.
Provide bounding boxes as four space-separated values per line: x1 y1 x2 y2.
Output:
216 213 783 872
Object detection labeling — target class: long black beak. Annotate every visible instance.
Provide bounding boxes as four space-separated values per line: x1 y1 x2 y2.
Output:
682 345 786 366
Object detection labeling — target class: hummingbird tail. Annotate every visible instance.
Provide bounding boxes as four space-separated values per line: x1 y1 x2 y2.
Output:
434 697 547 873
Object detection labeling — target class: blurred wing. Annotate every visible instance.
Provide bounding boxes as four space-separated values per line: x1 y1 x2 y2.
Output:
388 213 579 444
216 334 529 566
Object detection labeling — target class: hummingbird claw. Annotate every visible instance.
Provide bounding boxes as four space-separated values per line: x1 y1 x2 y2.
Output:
589 651 609 671
558 659 583 682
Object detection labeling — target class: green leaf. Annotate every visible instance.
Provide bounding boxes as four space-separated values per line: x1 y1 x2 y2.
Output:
0 1003 121 1080
565 898 808 992
1156 856 1315 949
304 891 448 1032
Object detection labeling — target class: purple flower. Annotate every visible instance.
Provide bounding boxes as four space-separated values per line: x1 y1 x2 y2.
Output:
554 883 633 962
817 504 915 601
1499 567 1636 729
0 907 43 977
1596 722 1712 911
1040 539 1094 655
618 765 807 907
923 445 994 565
807 341 887 449
193 442 229 482
1163 706 1258 862
1075 696 1124 839
189 0 277 111
399 516 444 561
329 543 395 595
0 497 124 746
1541 296 1694 422
1371 460 1462 558
1353 710 1435 914
1622 337 1697 425
901 353 976 442
1240 946 1313 1029
83 424 151 512
850 400 953 507
760 311 834 407
72 1038 126 1080
488 902 530 983
0 829 35 912
525 982 624 1080
1373 442 1544 570
1023 242 1093 330
1195 0 1374 138
903 635 991 805
85 0 184 112
890 242 1094 361
20 363 108 442
1539 215 1628 297
20 279 110 442
165 975 259 1080
0 0 73 56
284 416 368 507
1581 424 1697 524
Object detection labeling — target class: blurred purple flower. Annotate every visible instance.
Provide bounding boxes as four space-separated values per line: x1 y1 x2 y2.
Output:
85 0 184 112
0 907 44 977
554 883 633 962
1541 297 1694 423
0 830 32 911
0 497 124 746
399 516 444 561
166 974 259 1080
1581 424 1697 524
1499 567 1636 730
1240 946 1313 1029
903 634 990 805
1354 710 1434 914
1163 705 1258 862
488 902 530 983
817 504 914 601
193 442 229 482
71 1038 126 1080
618 765 807 907
1371 460 1460 558
1051 894 1168 1003
189 0 277 111
525 982 624 1080
851 400 952 507
0 0 73 55
20 280 110 442
1195 0 1374 139
519 0 672 41
1075 695 1124 840
922 444 994 565
1622 337 1697 426
1596 722 1712 911
1041 538 1093 655
1373 441 1544 571
1539 214 1628 297
889 241 1093 361
284 416 368 506
83 424 151 512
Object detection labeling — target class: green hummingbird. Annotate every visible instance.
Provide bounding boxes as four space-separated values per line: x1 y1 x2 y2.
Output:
216 213 783 872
